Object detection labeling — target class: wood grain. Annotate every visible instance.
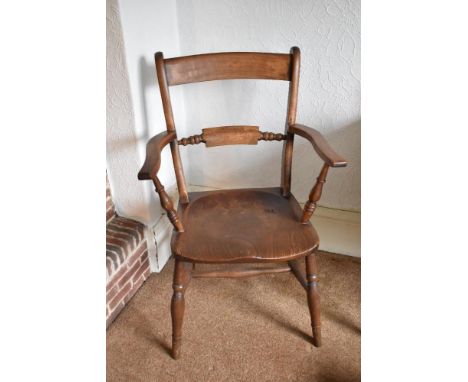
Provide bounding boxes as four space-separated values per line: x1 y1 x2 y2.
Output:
137 131 176 180
259 132 286 141
153 177 184 232
155 52 189 203
288 258 307 290
171 187 319 263
171 259 193 359
178 128 286 146
164 52 292 86
301 163 329 224
281 46 301 196
202 125 260 147
192 265 291 279
306 253 322 347
289 124 347 167
178 134 205 146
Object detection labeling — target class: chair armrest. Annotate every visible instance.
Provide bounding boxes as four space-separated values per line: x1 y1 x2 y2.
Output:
137 131 177 180
137 131 184 232
289 124 347 167
290 124 347 223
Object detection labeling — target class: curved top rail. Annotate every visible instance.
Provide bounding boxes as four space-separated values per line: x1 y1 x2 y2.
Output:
163 52 292 86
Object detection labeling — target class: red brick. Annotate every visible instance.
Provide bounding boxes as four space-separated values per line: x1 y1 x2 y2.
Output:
132 258 150 283
118 259 141 289
124 276 145 304
106 236 131 255
107 230 135 247
106 197 113 210
107 226 139 248
106 302 124 328
109 217 144 241
127 243 147 267
106 263 128 292
106 258 113 277
106 244 125 266
106 284 119 304
109 281 131 311
106 208 115 222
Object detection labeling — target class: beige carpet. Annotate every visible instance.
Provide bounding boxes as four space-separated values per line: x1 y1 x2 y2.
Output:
107 252 361 382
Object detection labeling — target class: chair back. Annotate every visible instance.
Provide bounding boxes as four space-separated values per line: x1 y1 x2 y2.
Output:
155 47 301 201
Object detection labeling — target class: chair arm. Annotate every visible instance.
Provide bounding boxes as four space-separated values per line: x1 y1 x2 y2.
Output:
289 124 347 224
137 131 184 232
137 131 177 180
289 124 347 167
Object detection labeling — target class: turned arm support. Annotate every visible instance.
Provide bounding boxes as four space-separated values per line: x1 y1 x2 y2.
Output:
301 163 329 223
137 131 184 232
289 124 347 224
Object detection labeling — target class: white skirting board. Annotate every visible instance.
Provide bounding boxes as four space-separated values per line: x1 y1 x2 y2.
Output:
151 216 174 272
306 205 360 257
150 185 360 272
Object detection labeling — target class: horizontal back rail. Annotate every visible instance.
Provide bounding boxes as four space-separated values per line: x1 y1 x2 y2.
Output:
203 126 259 147
178 126 287 147
164 52 292 86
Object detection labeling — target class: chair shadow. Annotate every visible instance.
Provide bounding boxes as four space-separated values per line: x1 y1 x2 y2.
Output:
268 267 361 336
323 309 361 335
129 308 172 357
314 371 361 382
239 292 313 344
236 274 360 342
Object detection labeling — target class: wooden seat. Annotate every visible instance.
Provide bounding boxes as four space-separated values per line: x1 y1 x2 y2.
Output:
172 188 319 263
137 47 348 359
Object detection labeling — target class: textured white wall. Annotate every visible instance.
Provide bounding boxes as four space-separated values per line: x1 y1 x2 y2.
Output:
117 0 186 224
106 0 149 222
108 0 188 270
176 0 360 210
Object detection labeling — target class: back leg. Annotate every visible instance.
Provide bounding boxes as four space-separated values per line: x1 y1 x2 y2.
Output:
305 253 322 347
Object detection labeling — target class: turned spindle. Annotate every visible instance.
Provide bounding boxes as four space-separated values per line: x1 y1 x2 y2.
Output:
153 177 184 232
259 131 287 141
178 134 205 146
301 163 329 223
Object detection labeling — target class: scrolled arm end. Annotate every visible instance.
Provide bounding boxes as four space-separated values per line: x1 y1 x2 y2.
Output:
289 124 347 167
137 131 177 180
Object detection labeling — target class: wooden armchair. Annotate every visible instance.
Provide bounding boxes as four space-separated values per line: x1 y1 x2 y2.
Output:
138 47 347 359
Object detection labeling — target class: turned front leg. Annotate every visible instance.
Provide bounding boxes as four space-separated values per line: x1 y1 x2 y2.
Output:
305 253 322 347
171 259 192 359
301 163 329 223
